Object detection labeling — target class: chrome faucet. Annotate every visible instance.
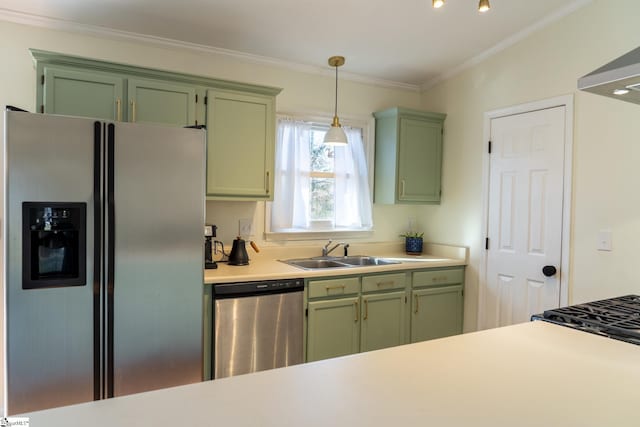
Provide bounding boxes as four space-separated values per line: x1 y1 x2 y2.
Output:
321 240 343 257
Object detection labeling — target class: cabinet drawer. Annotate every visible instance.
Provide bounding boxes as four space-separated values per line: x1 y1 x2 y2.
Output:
362 273 406 293
308 277 360 299
413 268 464 288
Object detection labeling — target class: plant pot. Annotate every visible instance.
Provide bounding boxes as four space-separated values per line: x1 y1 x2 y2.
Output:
405 237 423 255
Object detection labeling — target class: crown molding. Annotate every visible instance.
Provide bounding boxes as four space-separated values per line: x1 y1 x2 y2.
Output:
0 8 421 92
421 0 594 91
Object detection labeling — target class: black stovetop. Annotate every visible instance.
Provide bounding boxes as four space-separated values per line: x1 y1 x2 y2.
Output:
533 295 640 345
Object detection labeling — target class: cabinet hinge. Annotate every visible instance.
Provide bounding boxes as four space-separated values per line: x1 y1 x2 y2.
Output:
404 295 408 304
488 140 492 154
204 96 208 105
41 75 45 85
485 237 489 250
40 105 44 114
305 308 308 317
195 120 198 126
195 94 198 103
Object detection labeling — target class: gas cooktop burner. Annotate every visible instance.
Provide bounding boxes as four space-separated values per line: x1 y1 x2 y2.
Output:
533 295 640 345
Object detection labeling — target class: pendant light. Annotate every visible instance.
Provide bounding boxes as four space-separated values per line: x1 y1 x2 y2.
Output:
323 56 348 145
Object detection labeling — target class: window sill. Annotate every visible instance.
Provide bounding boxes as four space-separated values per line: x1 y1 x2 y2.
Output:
264 229 374 241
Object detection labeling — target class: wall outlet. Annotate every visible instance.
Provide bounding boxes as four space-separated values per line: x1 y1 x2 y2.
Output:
239 218 252 237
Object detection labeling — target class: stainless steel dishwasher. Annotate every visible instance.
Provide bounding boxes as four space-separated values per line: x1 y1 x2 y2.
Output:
213 278 304 379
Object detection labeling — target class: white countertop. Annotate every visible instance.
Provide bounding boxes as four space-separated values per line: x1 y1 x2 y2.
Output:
204 242 468 284
22 321 640 426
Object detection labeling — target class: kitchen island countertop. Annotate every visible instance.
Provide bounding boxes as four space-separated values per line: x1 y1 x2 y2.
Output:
22 321 640 426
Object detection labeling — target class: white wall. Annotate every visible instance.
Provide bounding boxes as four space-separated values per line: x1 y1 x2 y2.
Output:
419 0 640 329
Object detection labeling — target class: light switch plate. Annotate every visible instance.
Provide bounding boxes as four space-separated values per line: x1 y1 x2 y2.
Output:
239 218 252 237
597 230 612 251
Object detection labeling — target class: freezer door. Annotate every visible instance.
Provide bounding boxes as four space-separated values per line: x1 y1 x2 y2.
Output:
4 111 96 415
108 122 205 396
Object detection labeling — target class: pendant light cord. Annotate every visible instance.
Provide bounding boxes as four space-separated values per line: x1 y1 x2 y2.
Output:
334 65 339 118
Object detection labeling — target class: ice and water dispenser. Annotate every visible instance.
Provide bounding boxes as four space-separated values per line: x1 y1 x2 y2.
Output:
22 202 86 289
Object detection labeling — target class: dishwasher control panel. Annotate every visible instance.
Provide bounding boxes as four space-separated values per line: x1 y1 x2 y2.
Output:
213 278 304 298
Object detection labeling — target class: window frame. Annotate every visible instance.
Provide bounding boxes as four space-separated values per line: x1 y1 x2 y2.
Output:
264 111 375 241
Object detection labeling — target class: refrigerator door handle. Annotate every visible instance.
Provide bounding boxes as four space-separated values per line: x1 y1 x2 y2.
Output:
93 121 103 401
106 123 116 398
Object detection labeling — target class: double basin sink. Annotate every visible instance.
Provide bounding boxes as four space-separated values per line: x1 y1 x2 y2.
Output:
282 255 401 270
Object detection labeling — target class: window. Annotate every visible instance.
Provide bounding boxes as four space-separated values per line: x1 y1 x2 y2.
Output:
267 116 373 238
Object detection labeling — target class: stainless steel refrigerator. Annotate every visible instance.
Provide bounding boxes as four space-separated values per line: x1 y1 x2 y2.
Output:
3 110 205 415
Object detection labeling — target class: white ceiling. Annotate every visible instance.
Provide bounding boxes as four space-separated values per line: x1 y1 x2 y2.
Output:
0 0 591 89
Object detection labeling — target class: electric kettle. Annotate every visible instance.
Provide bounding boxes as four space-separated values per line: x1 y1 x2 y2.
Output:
228 237 252 265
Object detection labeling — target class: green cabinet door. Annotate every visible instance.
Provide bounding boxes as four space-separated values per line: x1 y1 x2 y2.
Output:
307 296 360 362
205 89 275 200
128 78 196 126
202 285 213 381
43 66 124 120
398 118 442 203
361 291 406 353
411 285 463 343
373 107 446 204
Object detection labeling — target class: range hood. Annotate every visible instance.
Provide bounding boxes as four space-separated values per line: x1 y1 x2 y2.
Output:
578 46 640 105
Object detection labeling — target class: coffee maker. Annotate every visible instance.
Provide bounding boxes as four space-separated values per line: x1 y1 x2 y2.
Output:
204 224 218 269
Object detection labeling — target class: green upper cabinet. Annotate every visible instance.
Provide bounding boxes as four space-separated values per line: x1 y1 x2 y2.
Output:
42 66 124 120
205 89 275 200
32 49 281 201
373 107 446 204
127 78 196 126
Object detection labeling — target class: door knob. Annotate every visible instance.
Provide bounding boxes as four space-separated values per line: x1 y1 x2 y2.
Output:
542 265 557 277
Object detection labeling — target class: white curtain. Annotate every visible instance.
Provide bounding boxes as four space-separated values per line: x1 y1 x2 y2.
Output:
271 118 311 230
271 118 372 232
334 126 373 229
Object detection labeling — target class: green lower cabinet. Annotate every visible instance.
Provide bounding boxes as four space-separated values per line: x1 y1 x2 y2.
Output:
43 66 124 120
360 291 406 353
203 285 213 381
411 284 463 343
306 296 360 362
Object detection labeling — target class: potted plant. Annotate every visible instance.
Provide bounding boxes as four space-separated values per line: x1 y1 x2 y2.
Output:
400 231 424 255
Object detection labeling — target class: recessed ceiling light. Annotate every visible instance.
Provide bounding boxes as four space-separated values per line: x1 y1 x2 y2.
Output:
613 89 630 96
432 0 444 8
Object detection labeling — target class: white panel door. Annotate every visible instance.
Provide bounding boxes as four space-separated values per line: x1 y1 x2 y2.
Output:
484 106 565 328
